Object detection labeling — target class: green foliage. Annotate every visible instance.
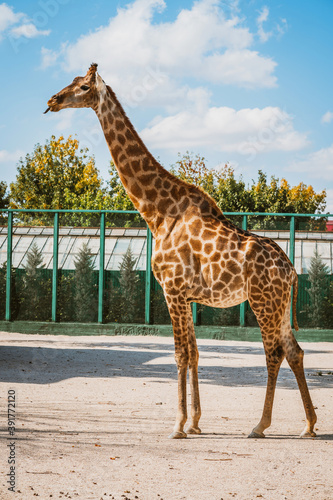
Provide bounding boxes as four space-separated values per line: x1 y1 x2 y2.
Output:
151 288 170 324
19 243 51 320
172 153 327 229
73 243 97 322
105 282 122 323
171 152 215 196
118 246 141 323
0 181 9 224
322 282 333 329
9 135 108 226
0 263 20 320
105 248 144 323
305 249 330 328
213 306 240 326
6 138 327 230
106 162 143 227
247 171 327 229
57 272 75 322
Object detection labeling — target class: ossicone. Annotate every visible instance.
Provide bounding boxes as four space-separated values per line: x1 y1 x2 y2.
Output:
89 62 98 73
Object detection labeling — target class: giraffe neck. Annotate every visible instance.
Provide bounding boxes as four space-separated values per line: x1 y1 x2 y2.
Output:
94 84 225 234
93 85 168 232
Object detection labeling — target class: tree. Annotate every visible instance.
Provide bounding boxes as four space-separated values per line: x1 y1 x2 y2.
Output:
73 243 97 322
305 249 330 328
106 162 143 227
171 152 215 196
214 164 252 213
172 153 327 229
0 181 9 224
10 135 107 225
118 246 141 323
248 172 327 229
20 242 51 320
322 282 333 329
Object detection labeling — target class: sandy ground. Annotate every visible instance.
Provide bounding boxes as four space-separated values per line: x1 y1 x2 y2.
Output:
0 332 332 500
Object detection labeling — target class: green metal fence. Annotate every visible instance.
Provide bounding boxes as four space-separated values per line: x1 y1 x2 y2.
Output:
1 208 332 327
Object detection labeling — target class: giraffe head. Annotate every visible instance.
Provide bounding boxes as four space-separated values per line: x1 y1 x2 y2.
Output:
44 63 105 114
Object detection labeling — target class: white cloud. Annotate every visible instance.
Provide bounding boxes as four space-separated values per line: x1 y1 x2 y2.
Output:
321 111 333 124
326 189 333 213
257 6 272 43
256 7 288 43
40 47 58 68
0 3 50 41
140 105 308 155
10 23 50 39
0 149 24 163
276 18 288 38
42 0 278 94
290 144 333 181
0 3 22 33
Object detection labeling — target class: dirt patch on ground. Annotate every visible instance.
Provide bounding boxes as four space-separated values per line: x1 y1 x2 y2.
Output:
0 333 332 500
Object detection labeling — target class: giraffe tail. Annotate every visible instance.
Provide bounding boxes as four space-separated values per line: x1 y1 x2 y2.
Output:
292 271 299 332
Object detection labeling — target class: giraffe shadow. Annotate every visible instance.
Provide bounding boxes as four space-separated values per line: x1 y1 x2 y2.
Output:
195 432 333 441
0 340 332 389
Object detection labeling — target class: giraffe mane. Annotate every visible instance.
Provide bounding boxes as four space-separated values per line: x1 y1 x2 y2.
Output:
105 84 225 219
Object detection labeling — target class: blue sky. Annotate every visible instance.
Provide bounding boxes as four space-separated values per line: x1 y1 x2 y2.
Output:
1 0 332 211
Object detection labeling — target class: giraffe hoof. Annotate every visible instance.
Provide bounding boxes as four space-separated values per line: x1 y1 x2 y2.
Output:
248 430 265 438
185 425 201 435
300 429 316 438
168 431 187 439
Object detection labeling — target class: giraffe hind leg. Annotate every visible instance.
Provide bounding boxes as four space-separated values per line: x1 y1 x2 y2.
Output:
280 313 317 437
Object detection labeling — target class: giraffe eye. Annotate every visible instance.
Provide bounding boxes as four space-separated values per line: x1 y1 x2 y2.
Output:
80 85 90 91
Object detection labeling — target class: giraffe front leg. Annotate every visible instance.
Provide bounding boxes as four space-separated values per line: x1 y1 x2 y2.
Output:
185 304 201 435
166 294 189 439
169 361 188 439
186 363 201 434
281 305 317 437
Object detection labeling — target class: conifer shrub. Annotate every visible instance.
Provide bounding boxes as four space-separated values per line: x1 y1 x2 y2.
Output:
151 287 170 324
305 249 330 328
57 271 75 322
213 306 240 326
0 263 24 320
73 243 97 322
104 275 122 323
322 282 333 329
118 246 142 323
19 242 51 320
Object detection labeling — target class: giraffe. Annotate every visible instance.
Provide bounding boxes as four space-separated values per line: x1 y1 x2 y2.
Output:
45 63 317 439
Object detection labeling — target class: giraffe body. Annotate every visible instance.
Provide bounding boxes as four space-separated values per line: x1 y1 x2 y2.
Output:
46 64 317 439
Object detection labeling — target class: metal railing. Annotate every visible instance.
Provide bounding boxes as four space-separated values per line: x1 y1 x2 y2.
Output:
1 209 332 326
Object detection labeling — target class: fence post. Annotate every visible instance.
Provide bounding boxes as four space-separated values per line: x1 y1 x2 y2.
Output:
289 216 295 265
240 214 248 327
52 212 59 322
145 226 153 325
289 215 296 328
5 211 13 321
192 302 198 326
98 212 105 324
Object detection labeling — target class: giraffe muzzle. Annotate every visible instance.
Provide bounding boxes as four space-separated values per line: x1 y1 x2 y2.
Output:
44 94 61 114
